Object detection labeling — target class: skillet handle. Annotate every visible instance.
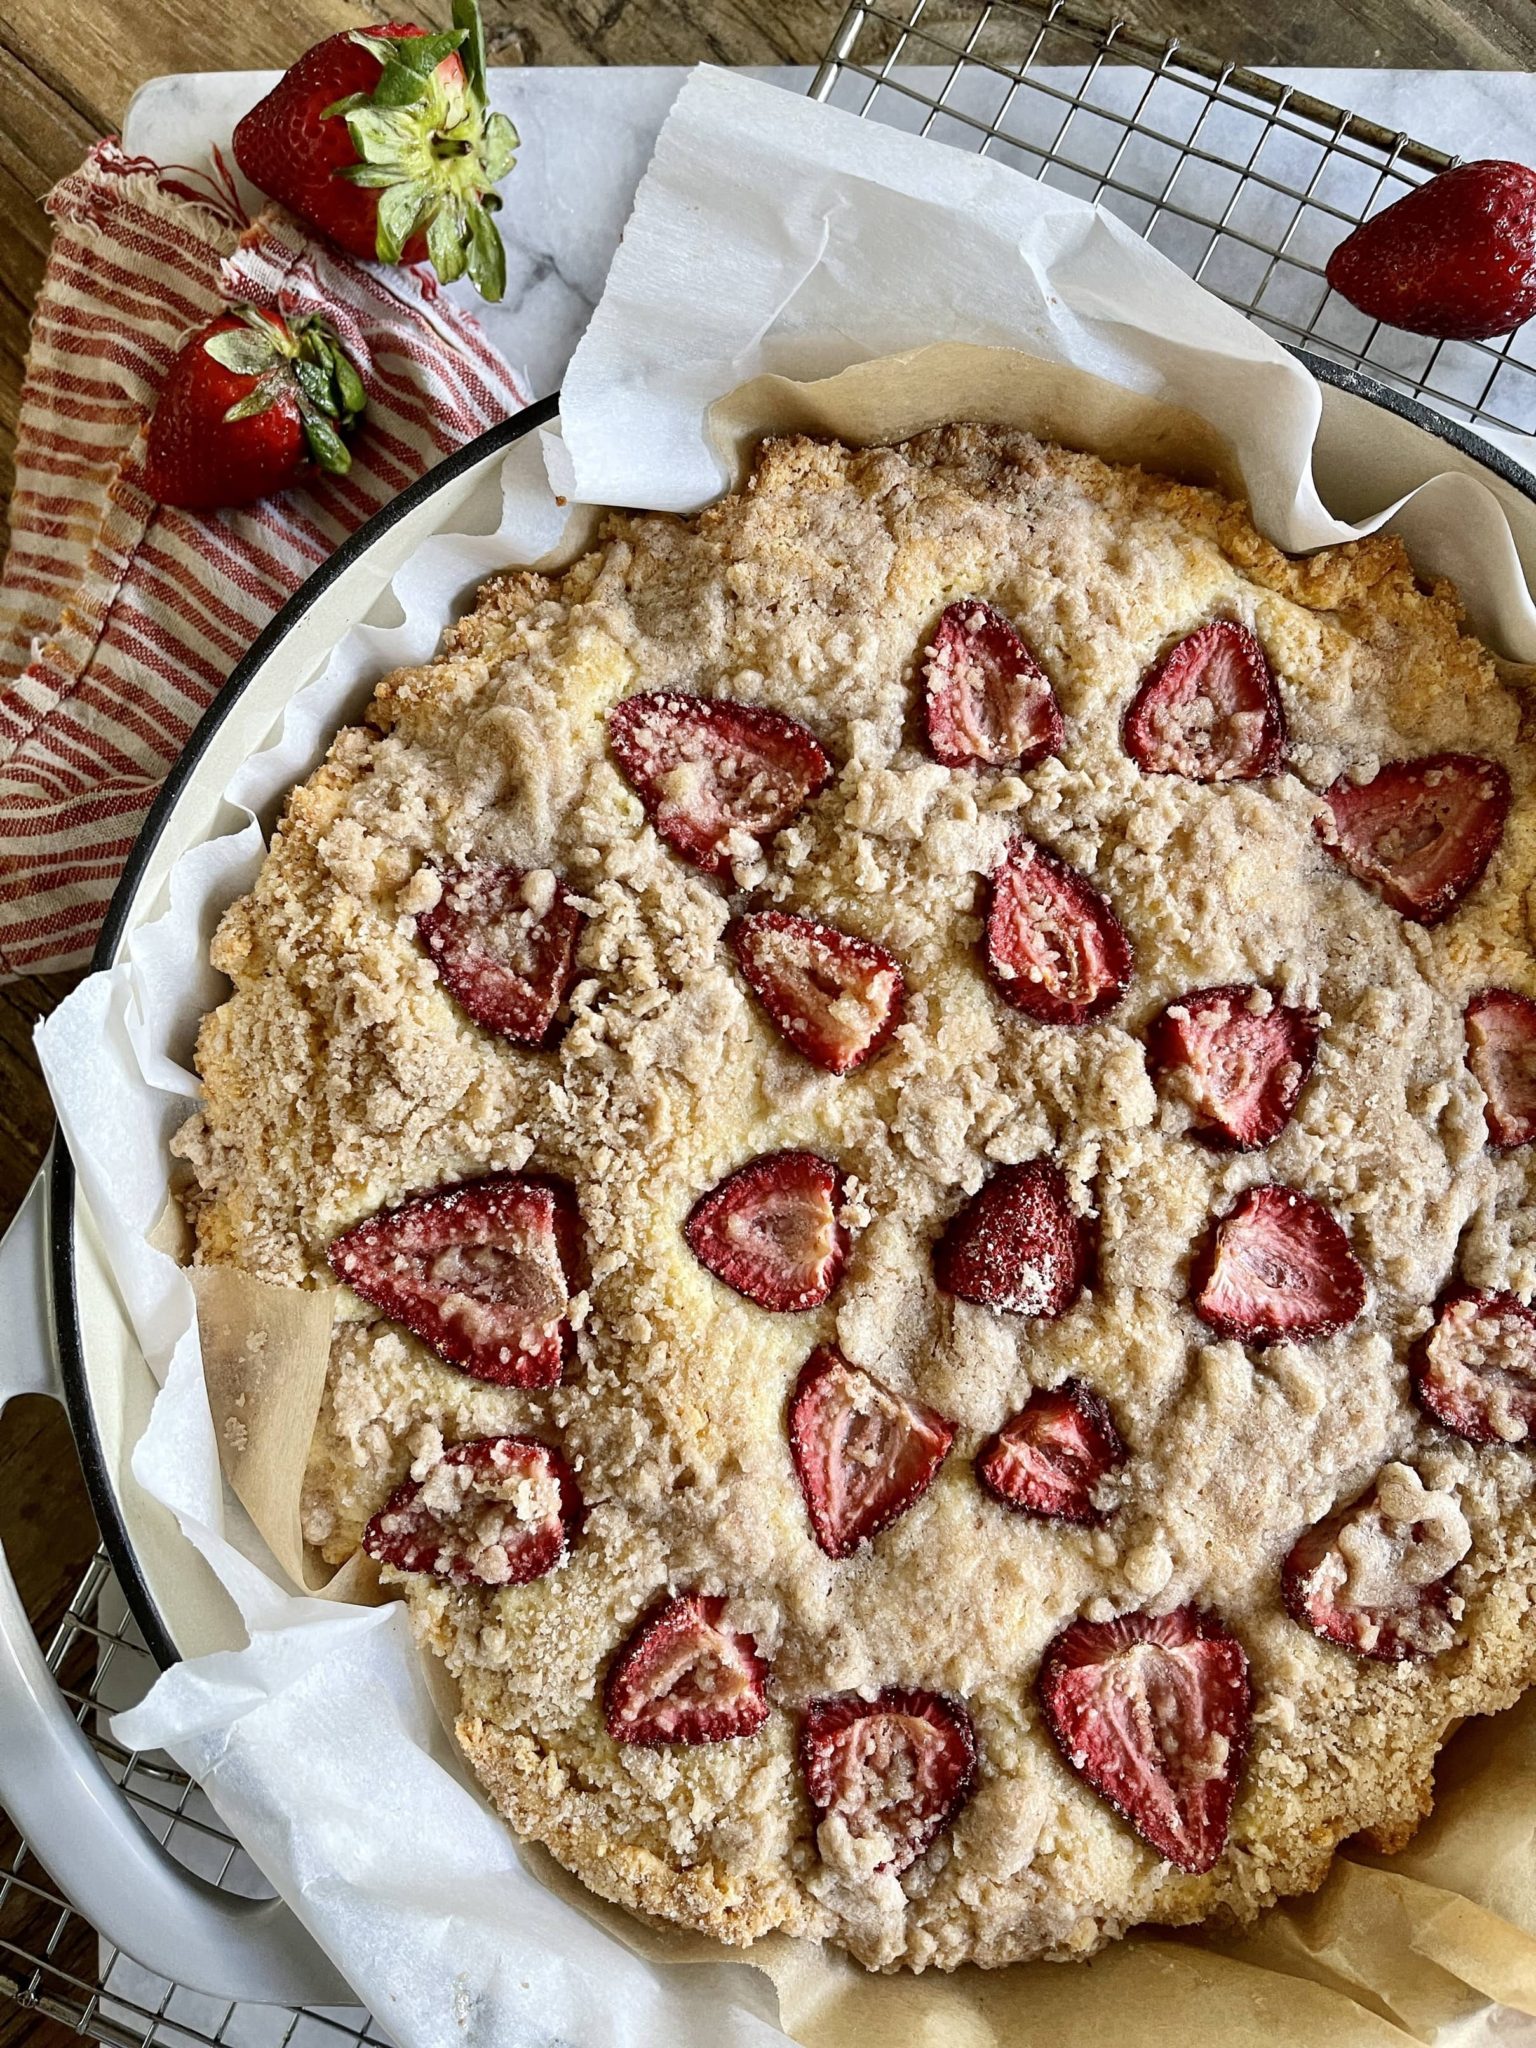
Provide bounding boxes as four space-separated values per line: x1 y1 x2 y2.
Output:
0 1163 353 2007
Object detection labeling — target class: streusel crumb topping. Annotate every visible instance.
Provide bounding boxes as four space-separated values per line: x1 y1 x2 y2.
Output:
177 425 1536 1970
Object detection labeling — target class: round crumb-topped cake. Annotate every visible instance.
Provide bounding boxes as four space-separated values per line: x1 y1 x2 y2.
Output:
175 423 1536 1973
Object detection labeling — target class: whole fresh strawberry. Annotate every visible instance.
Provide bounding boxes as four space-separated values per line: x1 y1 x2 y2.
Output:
1326 159 1536 340
233 0 516 300
144 308 366 511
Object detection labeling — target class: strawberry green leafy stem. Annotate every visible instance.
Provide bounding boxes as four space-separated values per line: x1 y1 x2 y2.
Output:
203 309 367 476
325 0 517 301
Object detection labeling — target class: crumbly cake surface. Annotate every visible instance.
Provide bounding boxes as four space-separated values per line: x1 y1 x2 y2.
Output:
176 424 1536 1972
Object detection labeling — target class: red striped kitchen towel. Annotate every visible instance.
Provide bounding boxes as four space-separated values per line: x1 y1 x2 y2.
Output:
0 139 527 979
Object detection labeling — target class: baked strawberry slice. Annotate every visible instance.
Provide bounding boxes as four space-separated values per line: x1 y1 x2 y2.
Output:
363 1435 583 1586
933 1159 1089 1319
685 1150 849 1312
730 911 904 1075
921 599 1064 770
984 838 1133 1026
328 1173 581 1388
1466 989 1536 1149
1123 622 1283 782
800 1689 976 1876
416 863 585 1047
1315 754 1510 925
788 1346 955 1558
608 692 831 877
1192 1184 1364 1344
976 1380 1126 1525
1147 985 1320 1149
1282 1466 1467 1662
1037 1606 1251 1873
604 1593 770 1746
1412 1288 1536 1446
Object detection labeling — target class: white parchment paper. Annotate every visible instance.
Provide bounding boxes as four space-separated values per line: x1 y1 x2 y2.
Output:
33 64 1536 2048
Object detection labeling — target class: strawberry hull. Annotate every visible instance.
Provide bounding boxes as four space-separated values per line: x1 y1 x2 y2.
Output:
143 310 366 510
232 6 517 298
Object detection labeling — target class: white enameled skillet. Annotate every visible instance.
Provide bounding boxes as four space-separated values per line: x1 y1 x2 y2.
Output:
3 369 1535 2002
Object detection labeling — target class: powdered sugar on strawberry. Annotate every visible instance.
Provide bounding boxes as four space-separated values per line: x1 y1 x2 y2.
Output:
1414 1290 1536 1445
1466 989 1536 1148
1123 621 1283 782
922 599 1064 770
1283 1465 1468 1661
934 1159 1089 1318
608 692 831 877
363 1435 581 1586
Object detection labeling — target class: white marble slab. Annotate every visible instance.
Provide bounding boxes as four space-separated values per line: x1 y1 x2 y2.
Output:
123 65 1536 405
124 68 808 398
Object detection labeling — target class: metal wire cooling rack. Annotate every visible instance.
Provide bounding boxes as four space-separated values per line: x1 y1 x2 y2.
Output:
5 11 1533 2045
0 1556 388 2048
811 0 1536 447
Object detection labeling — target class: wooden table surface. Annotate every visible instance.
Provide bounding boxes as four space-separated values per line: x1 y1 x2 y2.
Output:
3 0 1536 2037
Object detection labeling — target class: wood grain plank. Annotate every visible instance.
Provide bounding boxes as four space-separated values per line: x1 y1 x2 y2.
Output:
481 0 1536 67
1138 0 1536 65
477 0 840 65
0 2 355 132
0 36 97 192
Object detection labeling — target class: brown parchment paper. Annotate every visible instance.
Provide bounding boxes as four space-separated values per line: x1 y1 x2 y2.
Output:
186 341 1536 2047
189 1265 381 1603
